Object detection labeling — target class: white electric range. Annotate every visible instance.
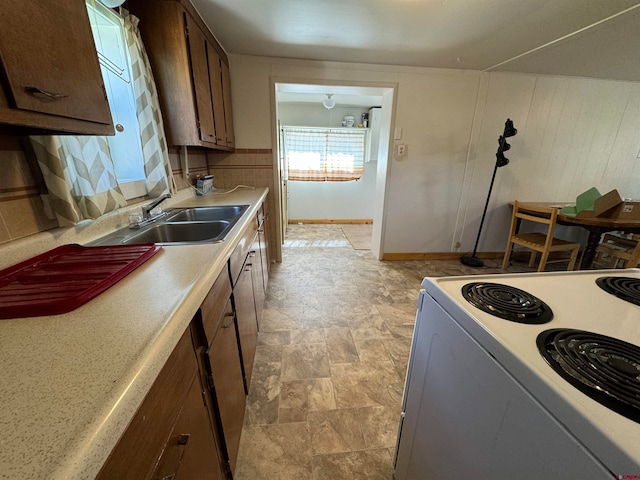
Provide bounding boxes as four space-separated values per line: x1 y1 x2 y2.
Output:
394 269 640 480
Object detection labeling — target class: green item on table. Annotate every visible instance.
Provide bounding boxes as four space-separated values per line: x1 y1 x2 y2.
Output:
559 187 601 217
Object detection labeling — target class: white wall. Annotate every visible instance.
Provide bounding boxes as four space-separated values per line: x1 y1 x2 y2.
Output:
229 54 640 254
279 103 377 220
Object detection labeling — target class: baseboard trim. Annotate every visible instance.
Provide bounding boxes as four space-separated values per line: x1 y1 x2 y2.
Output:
382 252 505 261
289 219 373 225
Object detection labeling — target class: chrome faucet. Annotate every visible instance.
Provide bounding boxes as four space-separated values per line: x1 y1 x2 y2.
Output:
142 193 171 219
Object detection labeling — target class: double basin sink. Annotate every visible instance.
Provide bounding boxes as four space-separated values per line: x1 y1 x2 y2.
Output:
90 205 249 246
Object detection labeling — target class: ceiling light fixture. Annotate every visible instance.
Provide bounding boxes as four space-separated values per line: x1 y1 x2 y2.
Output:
323 94 336 110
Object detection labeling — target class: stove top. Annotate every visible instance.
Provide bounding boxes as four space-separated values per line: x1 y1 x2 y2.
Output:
538 328 640 424
462 282 553 324
421 269 640 471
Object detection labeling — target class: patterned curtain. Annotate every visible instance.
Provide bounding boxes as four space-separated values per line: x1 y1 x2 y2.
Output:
121 8 175 197
29 136 127 226
283 127 366 182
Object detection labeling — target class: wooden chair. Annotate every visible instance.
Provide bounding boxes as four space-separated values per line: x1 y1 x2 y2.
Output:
502 201 580 272
592 233 640 269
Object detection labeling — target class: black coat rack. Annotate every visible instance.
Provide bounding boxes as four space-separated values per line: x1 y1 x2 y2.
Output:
461 119 517 268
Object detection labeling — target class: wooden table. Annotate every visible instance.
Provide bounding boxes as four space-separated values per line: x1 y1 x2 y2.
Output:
515 202 640 269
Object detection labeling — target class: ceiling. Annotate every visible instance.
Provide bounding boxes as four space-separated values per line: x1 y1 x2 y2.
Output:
191 0 640 83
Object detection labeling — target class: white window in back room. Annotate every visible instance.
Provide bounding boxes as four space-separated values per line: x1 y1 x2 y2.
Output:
282 127 366 182
86 0 147 199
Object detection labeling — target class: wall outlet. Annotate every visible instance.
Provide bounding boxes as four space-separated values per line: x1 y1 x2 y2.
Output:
394 143 408 160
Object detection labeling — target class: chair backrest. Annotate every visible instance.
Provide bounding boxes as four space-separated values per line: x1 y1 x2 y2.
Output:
510 201 558 245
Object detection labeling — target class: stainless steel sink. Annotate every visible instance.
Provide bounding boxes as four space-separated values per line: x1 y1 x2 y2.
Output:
88 204 249 246
122 221 231 245
165 205 248 223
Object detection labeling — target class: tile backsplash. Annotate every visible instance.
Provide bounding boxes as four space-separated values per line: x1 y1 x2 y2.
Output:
207 149 276 255
0 139 57 244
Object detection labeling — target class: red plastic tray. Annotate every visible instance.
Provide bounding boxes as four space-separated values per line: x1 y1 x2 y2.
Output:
0 243 161 319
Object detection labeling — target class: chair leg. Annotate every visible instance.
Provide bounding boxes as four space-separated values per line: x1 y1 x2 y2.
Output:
538 251 550 272
529 251 537 267
502 242 514 270
567 248 579 271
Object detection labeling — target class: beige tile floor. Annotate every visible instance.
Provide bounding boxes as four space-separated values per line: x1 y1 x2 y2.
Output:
234 224 542 480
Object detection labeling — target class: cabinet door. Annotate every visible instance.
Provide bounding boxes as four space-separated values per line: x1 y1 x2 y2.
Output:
97 329 197 480
185 12 217 144
235 255 259 390
207 47 227 147
152 375 224 480
220 60 235 147
206 304 246 474
125 0 233 150
0 1 110 124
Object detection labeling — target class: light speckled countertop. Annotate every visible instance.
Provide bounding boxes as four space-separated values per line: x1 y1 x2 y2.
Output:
0 186 269 480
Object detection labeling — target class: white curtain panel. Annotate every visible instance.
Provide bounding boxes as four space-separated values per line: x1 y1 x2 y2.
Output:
30 135 127 226
121 8 175 197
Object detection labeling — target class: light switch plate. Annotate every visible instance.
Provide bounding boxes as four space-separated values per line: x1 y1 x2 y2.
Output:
394 127 402 140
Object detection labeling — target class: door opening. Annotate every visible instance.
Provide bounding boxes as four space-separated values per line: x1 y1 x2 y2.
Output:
270 80 396 260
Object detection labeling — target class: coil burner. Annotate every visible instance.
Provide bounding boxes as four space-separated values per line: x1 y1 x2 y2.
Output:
596 276 640 307
461 282 553 324
538 329 640 423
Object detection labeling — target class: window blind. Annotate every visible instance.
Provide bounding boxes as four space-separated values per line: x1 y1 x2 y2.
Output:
282 127 366 182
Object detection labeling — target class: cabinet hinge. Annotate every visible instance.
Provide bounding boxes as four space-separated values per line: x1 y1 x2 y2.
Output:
184 24 189 37
206 373 215 391
201 389 208 407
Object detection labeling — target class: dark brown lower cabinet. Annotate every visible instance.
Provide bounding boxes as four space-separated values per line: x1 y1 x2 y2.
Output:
194 268 249 478
98 227 270 479
204 301 246 474
234 253 259 393
97 326 224 480
152 375 224 480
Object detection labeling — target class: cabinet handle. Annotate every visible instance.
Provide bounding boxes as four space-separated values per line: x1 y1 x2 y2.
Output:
153 434 190 480
222 312 234 328
25 86 69 101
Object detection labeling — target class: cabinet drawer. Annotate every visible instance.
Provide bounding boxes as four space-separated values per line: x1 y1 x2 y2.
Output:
228 216 258 285
200 268 232 347
97 327 197 480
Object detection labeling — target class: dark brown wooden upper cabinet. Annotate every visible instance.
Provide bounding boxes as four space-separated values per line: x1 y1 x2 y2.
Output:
0 0 114 135
127 0 234 151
